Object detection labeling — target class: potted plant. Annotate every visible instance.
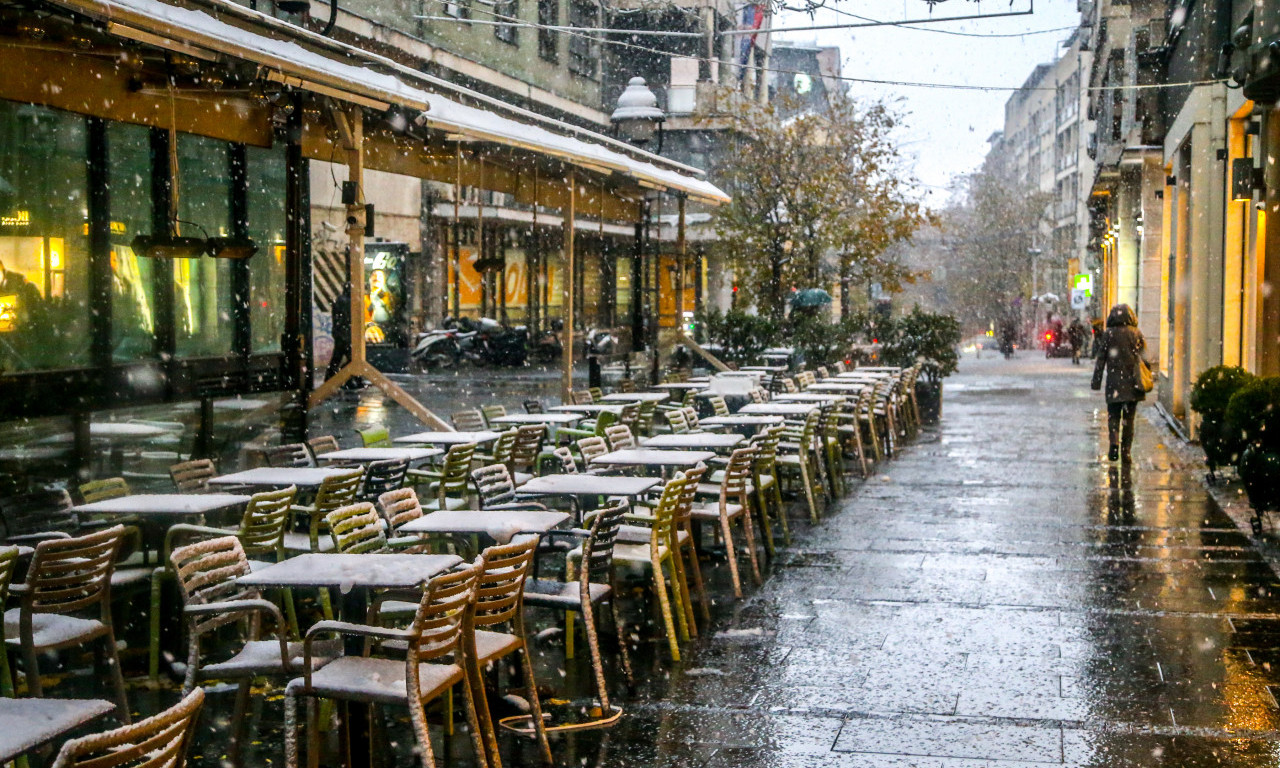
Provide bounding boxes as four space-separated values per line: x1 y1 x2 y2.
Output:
1189 365 1255 483
1225 376 1280 534
879 306 962 423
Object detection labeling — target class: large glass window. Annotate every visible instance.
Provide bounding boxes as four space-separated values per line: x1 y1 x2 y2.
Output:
0 101 90 372
108 122 156 361
247 145 287 353
175 133 233 357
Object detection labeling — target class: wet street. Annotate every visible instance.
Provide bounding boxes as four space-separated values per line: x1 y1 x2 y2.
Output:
578 354 1280 767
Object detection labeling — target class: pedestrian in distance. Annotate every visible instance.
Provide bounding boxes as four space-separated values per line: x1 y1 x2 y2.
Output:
1067 317 1087 365
1091 303 1150 464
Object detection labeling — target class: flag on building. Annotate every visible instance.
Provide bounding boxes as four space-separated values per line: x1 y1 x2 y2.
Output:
738 3 764 80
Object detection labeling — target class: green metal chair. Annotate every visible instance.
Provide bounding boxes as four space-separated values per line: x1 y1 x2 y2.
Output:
357 426 392 447
415 443 476 511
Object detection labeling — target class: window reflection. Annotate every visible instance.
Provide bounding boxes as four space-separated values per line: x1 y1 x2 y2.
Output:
247 145 287 353
175 133 232 357
108 122 156 360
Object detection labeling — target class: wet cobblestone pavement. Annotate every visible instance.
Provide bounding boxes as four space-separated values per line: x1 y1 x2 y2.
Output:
60 355 1280 766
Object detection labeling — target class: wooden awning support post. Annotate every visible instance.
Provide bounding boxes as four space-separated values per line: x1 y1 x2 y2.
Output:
308 104 450 430
562 170 576 403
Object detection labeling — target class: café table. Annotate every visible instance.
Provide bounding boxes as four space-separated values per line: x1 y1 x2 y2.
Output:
589 449 716 474
71 493 252 562
698 414 786 434
651 382 710 393
774 393 849 404
213 397 273 411
207 466 353 490
393 430 502 446
808 382 875 393
515 474 660 505
641 433 744 451
739 365 787 373
851 366 901 373
601 392 669 403
739 403 819 418
316 447 443 464
836 371 893 380
489 413 582 427
400 509 570 544
548 404 624 415
39 422 174 475
0 697 115 765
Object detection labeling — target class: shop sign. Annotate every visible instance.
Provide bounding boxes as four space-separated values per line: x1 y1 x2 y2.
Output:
1072 273 1093 297
1071 289 1088 310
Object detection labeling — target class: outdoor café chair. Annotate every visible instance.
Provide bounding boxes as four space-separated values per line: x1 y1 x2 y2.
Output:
283 564 486 768
286 467 363 554
472 428 516 470
691 447 761 598
50 687 204 768
524 500 631 725
636 400 657 436
360 458 410 502
471 465 549 511
571 389 594 405
0 488 80 544
78 477 131 504
413 443 476 512
707 395 730 417
776 411 823 523
0 546 20 698
663 409 690 435
524 400 544 414
551 446 579 474
658 389 695 415
374 489 437 555
509 424 548 481
265 443 315 469
357 426 393 448
453 409 487 432
5 525 131 721
168 536 334 765
466 537 552 765
616 378 637 393
748 425 787 547
150 486 300 679
559 409 616 444
608 472 690 661
623 465 708 628
576 436 610 468
326 503 390 554
817 408 847 498
481 404 507 426
305 436 341 463
682 406 704 432
604 425 637 451
588 387 605 403
169 459 218 494
816 365 830 380
834 396 871 478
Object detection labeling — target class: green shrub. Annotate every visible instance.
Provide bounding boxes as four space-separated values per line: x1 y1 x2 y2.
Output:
1190 366 1255 420
879 305 962 383
1226 376 1280 454
695 307 781 365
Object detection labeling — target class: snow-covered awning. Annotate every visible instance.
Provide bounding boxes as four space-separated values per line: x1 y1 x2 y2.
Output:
46 0 730 205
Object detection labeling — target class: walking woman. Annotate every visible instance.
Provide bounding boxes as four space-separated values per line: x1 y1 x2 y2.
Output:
1091 304 1149 462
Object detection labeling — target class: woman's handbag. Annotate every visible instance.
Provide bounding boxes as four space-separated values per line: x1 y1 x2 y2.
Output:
1138 358 1154 393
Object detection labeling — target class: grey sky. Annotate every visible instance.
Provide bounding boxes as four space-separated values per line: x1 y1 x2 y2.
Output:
776 0 1081 204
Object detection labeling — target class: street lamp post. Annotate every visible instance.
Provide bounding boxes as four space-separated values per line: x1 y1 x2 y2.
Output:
611 77 666 376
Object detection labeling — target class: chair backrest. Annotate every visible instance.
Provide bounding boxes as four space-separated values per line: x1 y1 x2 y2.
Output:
708 395 730 417
0 545 20 606
452 409 486 432
509 424 546 473
681 406 701 431
327 503 388 554
471 464 520 507
0 488 79 540
487 429 517 466
170 535 257 615
571 390 594 405
604 425 636 451
51 687 205 768
480 404 507 426
576 436 609 465
679 389 696 408
357 426 392 448
377 488 424 529
362 458 410 501
751 425 783 469
665 409 689 435
237 486 297 557
472 537 539 630
648 472 685 552
24 525 125 615
588 387 604 403
552 446 579 474
437 443 477 504
797 371 816 390
636 400 657 435
719 446 756 502
781 377 799 394
673 464 707 529
579 500 626 584
265 443 314 468
312 467 365 515
748 388 766 404
617 403 641 430
617 378 637 393
306 435 341 460
523 400 544 414
816 366 829 380
79 477 130 504
408 564 478 668
169 459 217 494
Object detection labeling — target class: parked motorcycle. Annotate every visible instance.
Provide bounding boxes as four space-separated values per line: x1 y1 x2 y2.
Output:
411 325 462 371
585 327 617 357
530 319 564 363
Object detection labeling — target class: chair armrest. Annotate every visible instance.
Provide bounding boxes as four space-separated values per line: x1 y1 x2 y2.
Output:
6 532 71 544
304 619 415 642
185 597 285 624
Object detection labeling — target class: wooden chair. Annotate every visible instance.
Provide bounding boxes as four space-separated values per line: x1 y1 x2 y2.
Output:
452 409 487 431
50 687 204 768
525 500 631 716
169 459 217 494
168 537 331 765
357 426 392 448
360 458 409 502
691 447 761 598
283 564 487 768
6 526 131 721
265 443 314 469
466 537 552 765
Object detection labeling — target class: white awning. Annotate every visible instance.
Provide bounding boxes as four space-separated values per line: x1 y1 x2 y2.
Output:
49 0 730 205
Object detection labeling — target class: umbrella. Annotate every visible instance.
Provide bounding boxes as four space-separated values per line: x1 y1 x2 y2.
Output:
790 288 833 308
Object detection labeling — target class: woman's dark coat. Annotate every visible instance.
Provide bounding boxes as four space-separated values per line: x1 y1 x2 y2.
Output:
1091 304 1147 404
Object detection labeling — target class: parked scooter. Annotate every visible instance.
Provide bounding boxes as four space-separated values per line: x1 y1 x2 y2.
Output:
411 325 462 371
530 319 564 363
473 317 528 367
585 327 617 357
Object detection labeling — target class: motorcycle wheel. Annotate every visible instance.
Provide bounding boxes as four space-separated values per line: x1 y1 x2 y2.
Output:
415 350 457 372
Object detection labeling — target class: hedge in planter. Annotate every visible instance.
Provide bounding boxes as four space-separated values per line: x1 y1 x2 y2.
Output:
879 306 962 424
1225 376 1280 532
1189 365 1255 481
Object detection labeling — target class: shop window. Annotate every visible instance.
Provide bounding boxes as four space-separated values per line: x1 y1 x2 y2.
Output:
247 145 287 353
0 100 90 372
174 133 233 358
107 122 156 361
568 0 599 78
